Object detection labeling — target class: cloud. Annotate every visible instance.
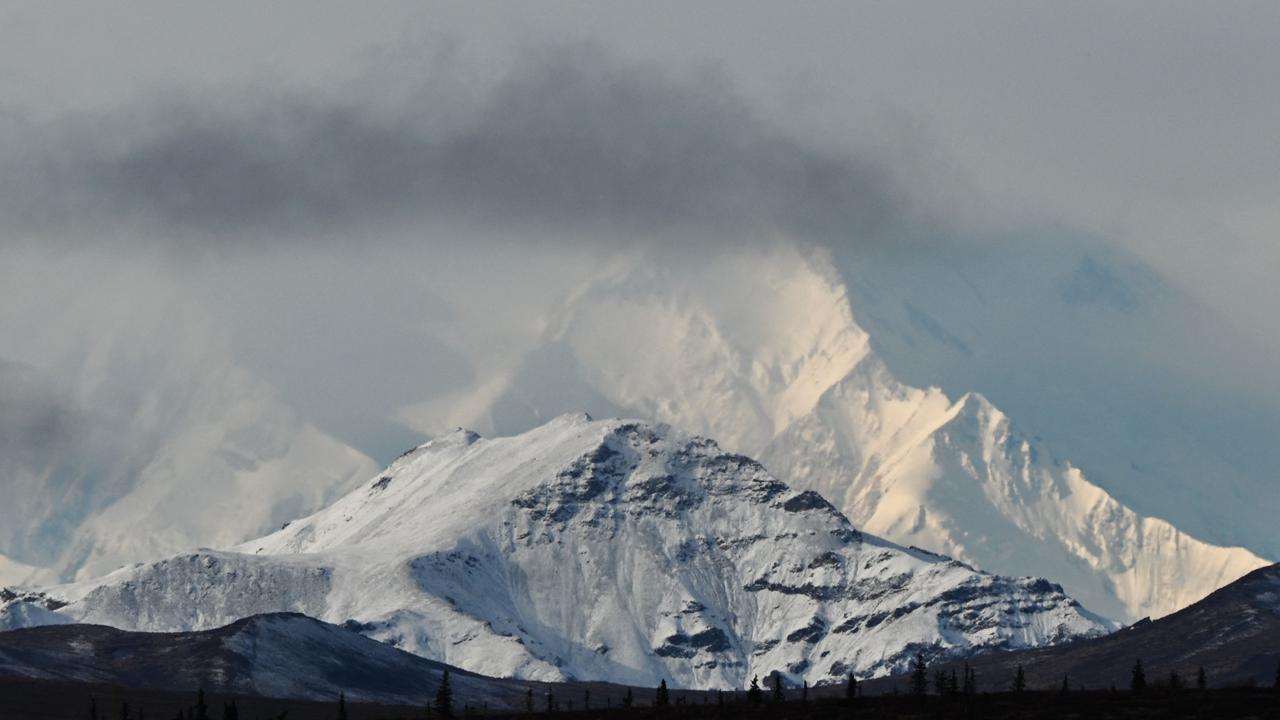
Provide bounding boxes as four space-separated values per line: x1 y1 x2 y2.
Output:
1 45 910 248
0 360 81 461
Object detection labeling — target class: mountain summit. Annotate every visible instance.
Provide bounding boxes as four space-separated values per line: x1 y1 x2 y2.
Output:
6 415 1107 688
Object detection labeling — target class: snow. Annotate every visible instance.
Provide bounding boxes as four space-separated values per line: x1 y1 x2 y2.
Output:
0 601 73 631
0 257 376 583
397 243 1269 621
11 415 1109 689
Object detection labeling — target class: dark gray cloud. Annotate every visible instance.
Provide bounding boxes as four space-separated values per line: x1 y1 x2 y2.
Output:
2 45 908 247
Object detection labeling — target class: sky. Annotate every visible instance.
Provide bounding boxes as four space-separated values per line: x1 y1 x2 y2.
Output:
1 1 1277 467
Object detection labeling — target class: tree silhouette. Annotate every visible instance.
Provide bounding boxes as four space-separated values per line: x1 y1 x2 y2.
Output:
90 697 99 720
656 679 670 707
771 673 784 703
622 688 634 708
747 676 762 705
962 663 977 695
525 688 534 714
1131 659 1147 693
1169 670 1183 692
221 701 238 720
801 680 808 707
1273 661 1280 690
1060 674 1070 694
933 668 947 696
910 653 928 697
545 690 555 714
1196 666 1207 691
435 671 455 719
195 690 209 720
119 701 131 720
1010 665 1026 694
336 693 348 720
845 672 858 703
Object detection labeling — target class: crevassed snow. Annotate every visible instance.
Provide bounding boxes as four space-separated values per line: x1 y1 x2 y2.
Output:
15 415 1109 689
398 244 1269 621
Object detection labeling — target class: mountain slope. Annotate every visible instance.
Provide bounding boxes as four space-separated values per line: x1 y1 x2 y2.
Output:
835 234 1280 562
0 613 529 707
399 245 1268 621
7 415 1108 689
0 258 376 583
882 563 1280 692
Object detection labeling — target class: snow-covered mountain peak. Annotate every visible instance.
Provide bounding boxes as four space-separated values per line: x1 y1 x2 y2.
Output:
11 415 1110 689
401 244 1268 621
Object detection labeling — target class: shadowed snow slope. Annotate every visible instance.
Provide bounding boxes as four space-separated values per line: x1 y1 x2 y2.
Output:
5 416 1107 689
401 245 1267 621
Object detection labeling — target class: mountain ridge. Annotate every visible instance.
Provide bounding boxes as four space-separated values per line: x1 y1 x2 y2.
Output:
3 414 1109 689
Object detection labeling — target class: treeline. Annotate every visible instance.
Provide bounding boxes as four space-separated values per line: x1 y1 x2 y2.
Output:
79 658 1280 720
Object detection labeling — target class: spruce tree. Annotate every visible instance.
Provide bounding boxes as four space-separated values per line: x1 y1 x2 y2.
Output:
962 663 976 695
1196 666 1207 691
747 676 762 705
845 672 858 703
91 697 99 720
1010 665 1026 694
1060 674 1070 694
1130 659 1147 693
623 688 634 708
545 690 554 714
436 671 454 719
656 679 669 708
771 673 784 704
222 701 238 720
583 690 590 710
120 701 131 720
801 680 808 707
1273 661 1280 690
195 690 209 720
337 692 348 720
933 668 947 696
525 688 534 714
910 653 928 697
1169 670 1183 692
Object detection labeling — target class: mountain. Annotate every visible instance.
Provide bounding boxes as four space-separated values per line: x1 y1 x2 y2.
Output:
880 563 1280 692
398 243 1269 621
834 234 1280 564
0 612 529 707
3 415 1108 689
0 259 376 584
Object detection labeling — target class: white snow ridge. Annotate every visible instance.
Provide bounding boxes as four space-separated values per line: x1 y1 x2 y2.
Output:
10 414 1109 689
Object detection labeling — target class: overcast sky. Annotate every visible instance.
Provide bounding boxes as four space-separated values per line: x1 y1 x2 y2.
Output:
2 1 1277 465
3 2 1276 345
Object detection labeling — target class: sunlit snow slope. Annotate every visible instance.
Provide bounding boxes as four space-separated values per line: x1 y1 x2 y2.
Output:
401 245 1268 621
8 415 1108 689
